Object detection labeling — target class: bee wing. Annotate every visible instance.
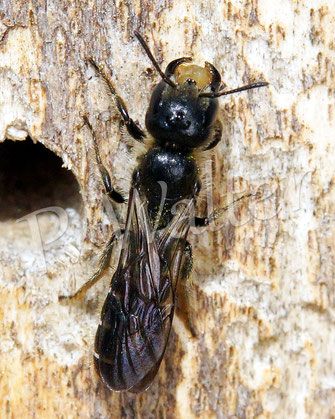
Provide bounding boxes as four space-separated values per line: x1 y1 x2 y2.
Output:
94 188 195 392
157 197 195 288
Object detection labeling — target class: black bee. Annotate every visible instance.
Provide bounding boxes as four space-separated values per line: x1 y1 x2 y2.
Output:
60 32 268 393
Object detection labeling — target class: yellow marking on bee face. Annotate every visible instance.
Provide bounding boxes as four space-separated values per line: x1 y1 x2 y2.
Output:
175 64 212 90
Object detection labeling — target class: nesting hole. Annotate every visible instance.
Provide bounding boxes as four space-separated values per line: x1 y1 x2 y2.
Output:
0 138 81 220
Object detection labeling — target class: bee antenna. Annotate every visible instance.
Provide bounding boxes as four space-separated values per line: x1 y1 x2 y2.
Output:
135 31 176 88
199 82 269 98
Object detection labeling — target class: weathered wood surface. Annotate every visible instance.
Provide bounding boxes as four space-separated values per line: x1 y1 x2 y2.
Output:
0 1 334 417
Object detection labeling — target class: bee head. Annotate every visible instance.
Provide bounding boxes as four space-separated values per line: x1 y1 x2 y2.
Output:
145 58 221 150
135 31 268 150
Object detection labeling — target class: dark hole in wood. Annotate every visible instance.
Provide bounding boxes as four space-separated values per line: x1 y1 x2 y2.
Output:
0 138 82 221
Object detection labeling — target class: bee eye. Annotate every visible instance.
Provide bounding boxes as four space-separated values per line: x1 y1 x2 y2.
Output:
153 99 163 115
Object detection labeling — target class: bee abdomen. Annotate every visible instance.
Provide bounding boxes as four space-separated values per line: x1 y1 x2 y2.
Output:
93 291 171 392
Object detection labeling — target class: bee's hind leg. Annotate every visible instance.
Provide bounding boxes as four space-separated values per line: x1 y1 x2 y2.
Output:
59 230 122 301
176 241 197 338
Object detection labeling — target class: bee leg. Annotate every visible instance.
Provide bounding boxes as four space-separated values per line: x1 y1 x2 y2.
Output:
176 242 197 338
88 59 145 142
84 116 125 204
59 230 122 301
193 192 256 227
202 119 223 151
